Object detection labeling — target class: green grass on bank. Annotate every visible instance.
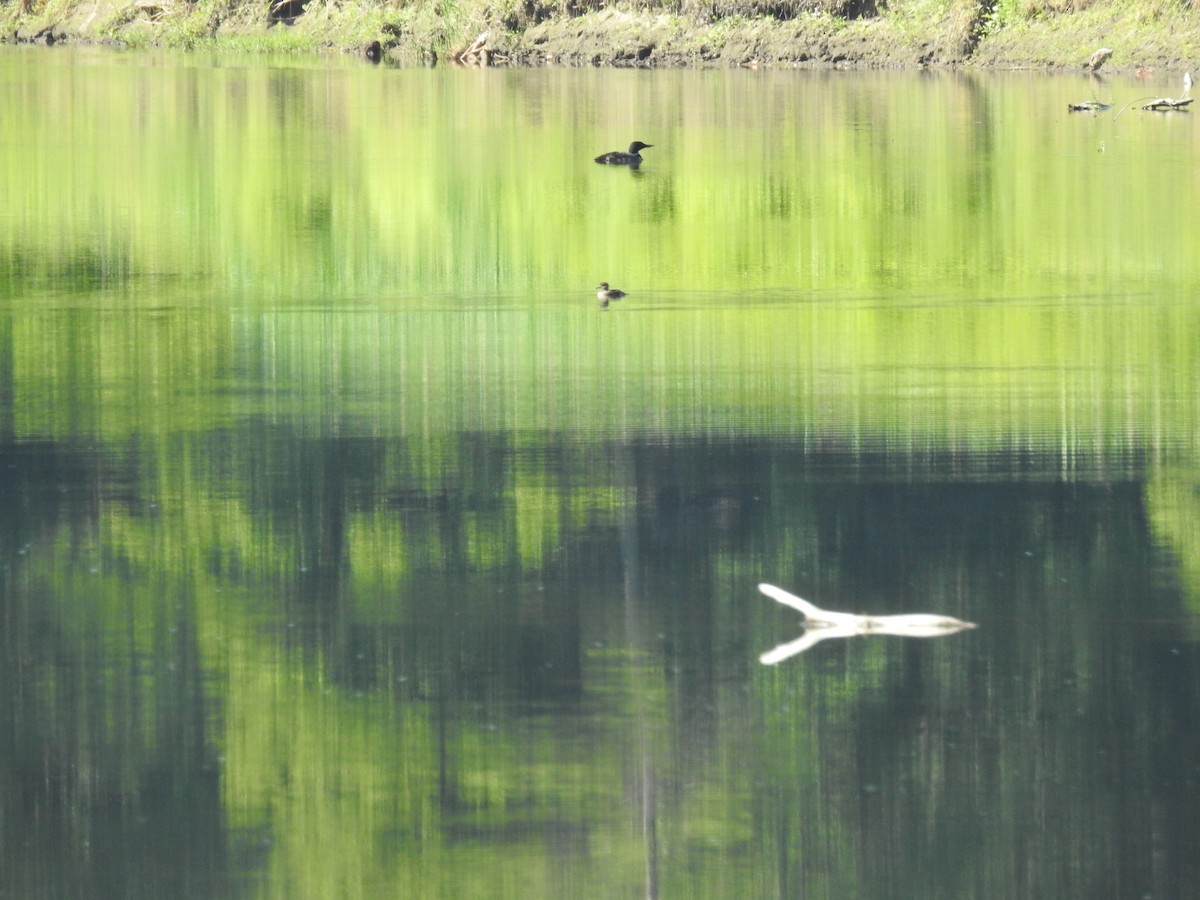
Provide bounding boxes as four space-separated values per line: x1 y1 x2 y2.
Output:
2 0 1199 68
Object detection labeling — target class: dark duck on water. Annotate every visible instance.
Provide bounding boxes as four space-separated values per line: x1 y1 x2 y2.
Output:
596 283 626 307
594 141 653 167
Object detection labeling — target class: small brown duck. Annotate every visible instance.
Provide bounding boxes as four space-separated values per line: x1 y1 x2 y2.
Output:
596 283 627 307
594 142 653 166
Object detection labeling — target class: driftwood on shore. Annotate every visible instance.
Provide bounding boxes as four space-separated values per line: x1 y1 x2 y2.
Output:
1085 47 1113 72
453 30 509 67
1141 97 1193 111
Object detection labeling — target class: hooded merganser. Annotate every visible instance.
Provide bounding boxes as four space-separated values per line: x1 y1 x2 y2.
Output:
594 142 653 166
596 283 626 306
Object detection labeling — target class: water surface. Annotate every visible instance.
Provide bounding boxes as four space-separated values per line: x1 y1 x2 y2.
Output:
2 46 1200 899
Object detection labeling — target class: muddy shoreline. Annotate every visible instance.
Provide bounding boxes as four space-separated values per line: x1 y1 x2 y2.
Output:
493 7 1196 73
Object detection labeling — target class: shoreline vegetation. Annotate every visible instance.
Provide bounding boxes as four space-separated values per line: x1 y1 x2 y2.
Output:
2 0 1198 71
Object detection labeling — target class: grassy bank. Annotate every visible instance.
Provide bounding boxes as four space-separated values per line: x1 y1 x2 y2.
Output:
2 0 1198 70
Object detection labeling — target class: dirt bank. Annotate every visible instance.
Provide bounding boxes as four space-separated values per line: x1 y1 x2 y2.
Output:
501 11 935 70
498 6 1198 72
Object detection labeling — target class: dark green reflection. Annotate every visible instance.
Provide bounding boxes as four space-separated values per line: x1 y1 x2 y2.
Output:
3 422 1200 898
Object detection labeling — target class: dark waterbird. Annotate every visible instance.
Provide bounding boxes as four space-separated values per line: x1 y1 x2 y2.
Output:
594 141 653 166
596 283 627 307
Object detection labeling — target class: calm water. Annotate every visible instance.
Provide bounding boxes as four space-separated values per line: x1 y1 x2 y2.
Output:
3 45 1200 899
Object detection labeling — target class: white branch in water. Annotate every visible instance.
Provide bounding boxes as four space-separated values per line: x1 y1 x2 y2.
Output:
1141 97 1194 111
757 583 976 664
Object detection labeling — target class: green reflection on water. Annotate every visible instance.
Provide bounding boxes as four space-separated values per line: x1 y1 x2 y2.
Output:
3 50 1199 301
3 46 1200 900
2 302 1197 461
